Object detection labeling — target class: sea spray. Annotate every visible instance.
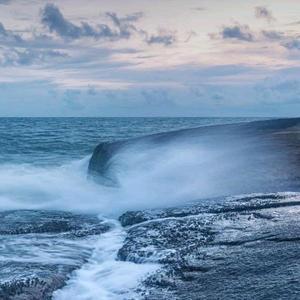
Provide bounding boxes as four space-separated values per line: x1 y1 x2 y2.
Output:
53 219 159 300
0 118 299 299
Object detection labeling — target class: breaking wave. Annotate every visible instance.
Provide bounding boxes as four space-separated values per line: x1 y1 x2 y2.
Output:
1 119 300 216
1 118 300 300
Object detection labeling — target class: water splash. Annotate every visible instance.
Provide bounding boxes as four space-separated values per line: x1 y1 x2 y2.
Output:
53 219 159 300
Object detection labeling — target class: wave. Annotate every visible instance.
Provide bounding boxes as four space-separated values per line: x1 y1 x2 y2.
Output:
0 118 299 216
88 118 300 208
1 118 299 300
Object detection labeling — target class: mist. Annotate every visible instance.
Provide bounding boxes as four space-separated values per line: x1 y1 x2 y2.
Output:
0 121 297 216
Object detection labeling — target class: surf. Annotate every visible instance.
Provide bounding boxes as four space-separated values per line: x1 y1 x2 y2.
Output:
1 118 300 299
1 118 300 216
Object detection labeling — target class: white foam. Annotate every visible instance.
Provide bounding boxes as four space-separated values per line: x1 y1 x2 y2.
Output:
0 141 243 216
0 157 113 214
53 219 159 300
0 133 297 299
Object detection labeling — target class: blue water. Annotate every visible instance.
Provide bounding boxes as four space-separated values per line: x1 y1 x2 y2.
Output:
0 116 282 299
0 117 261 165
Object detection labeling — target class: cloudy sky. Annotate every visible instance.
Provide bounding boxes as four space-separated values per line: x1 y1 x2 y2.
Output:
1 0 300 116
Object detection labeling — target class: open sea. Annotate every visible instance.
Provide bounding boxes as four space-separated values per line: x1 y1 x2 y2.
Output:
0 117 267 299
0 117 260 166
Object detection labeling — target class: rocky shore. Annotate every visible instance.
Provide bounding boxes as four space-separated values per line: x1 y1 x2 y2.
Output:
0 211 110 300
119 193 300 299
2 119 300 299
0 193 299 299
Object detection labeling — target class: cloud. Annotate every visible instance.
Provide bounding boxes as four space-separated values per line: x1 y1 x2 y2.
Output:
105 11 142 39
63 89 84 111
0 47 68 66
255 6 275 22
192 7 206 11
287 21 300 26
216 26 285 44
41 4 175 47
106 11 143 25
0 22 23 45
0 0 11 4
41 3 100 39
282 39 300 50
146 30 176 46
41 4 141 41
184 31 197 43
261 30 284 40
221 24 254 42
0 19 69 66
215 23 300 52
260 31 300 51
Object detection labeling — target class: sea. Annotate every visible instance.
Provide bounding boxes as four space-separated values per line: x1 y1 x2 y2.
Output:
0 117 264 299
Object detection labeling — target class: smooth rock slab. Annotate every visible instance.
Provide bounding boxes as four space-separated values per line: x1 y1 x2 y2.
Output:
118 193 300 300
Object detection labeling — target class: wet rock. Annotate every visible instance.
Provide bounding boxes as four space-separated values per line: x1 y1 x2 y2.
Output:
0 210 109 236
0 210 110 300
118 193 300 299
90 119 300 194
119 193 300 226
0 263 75 300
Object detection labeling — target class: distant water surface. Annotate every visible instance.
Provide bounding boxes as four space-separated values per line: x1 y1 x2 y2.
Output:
0 117 263 165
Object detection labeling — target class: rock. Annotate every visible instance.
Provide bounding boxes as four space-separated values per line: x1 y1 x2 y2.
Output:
119 193 300 226
118 193 300 299
0 263 74 300
0 210 110 300
0 210 109 236
89 118 300 194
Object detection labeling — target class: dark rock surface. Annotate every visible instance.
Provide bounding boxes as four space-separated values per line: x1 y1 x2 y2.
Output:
118 193 300 299
89 118 300 194
0 210 110 300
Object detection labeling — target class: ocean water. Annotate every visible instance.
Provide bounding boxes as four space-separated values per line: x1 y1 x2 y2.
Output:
0 117 258 166
0 117 260 213
0 117 263 299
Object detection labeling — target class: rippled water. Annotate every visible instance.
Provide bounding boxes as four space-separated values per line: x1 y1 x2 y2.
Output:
0 117 267 215
0 117 266 299
0 117 259 165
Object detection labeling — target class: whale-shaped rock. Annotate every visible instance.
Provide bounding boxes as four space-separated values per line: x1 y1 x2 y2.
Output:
89 118 300 194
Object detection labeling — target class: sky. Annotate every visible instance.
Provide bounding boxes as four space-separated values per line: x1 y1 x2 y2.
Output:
1 0 300 117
